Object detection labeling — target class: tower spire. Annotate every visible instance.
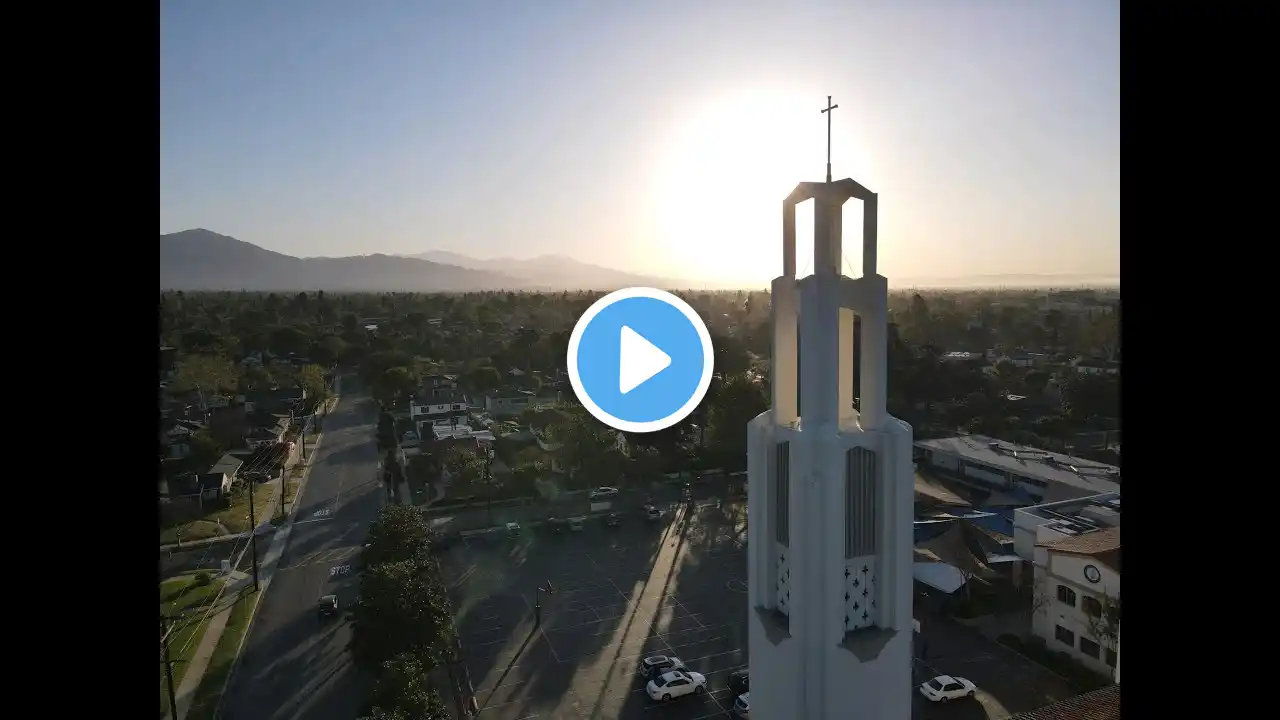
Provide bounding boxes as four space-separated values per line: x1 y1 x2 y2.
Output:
821 95 839 183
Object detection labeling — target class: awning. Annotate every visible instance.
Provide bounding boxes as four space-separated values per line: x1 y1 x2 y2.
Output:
914 562 967 594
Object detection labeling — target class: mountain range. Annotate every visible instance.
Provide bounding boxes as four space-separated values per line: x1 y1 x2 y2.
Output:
160 229 1118 292
159 230 677 292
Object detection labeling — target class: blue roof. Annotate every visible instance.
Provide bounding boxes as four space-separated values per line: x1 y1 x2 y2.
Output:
914 519 954 544
966 510 1014 539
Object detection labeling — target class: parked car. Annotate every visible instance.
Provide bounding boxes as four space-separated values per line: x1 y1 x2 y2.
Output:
568 517 585 532
732 692 750 718
547 517 567 533
317 594 338 618
640 655 686 677
589 486 620 500
606 512 621 527
728 669 749 696
646 506 662 522
646 670 707 701
919 675 976 703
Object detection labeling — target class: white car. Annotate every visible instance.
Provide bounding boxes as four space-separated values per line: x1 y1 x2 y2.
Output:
589 486 619 500
639 655 686 677
732 692 750 718
919 675 976 702
646 670 707 701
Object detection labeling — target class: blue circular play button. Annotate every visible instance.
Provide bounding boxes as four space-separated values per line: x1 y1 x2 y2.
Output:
568 287 715 433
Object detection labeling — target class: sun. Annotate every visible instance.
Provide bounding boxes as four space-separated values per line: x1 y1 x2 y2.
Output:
649 88 829 286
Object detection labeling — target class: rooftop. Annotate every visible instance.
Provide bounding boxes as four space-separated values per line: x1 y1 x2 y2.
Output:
1007 685 1119 720
915 434 1120 495
1041 526 1121 572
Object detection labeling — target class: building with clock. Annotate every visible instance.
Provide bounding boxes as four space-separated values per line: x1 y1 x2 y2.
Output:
1031 525 1120 682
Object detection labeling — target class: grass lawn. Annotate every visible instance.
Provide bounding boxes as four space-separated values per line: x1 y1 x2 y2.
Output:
160 520 223 546
160 481 282 544
185 587 260 720
210 482 281 534
160 574 226 718
271 469 305 526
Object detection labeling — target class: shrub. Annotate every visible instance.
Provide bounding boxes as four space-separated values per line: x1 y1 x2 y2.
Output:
194 570 212 586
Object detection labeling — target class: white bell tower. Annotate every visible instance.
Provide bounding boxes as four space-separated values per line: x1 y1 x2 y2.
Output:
745 176 915 720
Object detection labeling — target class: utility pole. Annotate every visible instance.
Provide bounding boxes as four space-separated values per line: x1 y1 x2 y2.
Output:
247 478 260 591
160 614 179 719
485 449 495 528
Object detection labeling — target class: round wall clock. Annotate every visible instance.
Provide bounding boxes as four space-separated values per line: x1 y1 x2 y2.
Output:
1083 564 1102 584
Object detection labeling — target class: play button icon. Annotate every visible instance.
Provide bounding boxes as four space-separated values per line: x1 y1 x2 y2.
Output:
568 287 715 433
619 326 671 395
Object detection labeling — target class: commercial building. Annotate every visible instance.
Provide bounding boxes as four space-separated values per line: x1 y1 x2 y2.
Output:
747 178 914 720
914 435 1119 505
1031 525 1120 682
1013 492 1120 562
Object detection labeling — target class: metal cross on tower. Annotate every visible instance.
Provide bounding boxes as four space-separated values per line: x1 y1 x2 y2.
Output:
821 95 839 183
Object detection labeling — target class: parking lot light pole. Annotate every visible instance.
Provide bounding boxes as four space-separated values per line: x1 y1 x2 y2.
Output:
534 581 554 627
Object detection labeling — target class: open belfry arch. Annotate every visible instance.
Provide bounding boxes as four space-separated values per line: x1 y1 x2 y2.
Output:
746 171 915 720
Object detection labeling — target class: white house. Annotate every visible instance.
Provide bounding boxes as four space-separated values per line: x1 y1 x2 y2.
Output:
1031 526 1120 681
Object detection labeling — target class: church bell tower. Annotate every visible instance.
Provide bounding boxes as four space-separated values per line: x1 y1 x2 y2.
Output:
745 173 915 720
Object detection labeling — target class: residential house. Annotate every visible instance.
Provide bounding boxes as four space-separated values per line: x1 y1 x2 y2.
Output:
160 346 177 381
1071 357 1120 376
160 418 206 459
243 386 306 414
410 390 470 436
166 453 243 502
246 413 291 450
1031 526 1120 681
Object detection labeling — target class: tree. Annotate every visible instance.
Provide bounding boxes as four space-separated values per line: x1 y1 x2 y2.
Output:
350 558 454 672
187 431 225 469
367 653 452 720
1083 590 1121 652
363 504 434 568
170 355 238 396
298 364 330 402
443 445 485 496
705 373 768 469
375 366 418 408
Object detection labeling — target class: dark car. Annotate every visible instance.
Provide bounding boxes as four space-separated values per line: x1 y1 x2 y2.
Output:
728 669 749 696
547 517 567 534
318 594 338 618
606 512 621 527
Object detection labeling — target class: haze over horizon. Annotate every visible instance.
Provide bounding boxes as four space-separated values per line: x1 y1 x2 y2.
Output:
161 0 1119 289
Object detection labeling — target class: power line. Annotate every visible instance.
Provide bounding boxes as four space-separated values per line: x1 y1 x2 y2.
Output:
159 439 293 649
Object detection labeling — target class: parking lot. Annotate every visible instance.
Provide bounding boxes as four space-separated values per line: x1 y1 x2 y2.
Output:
440 496 1077 720
440 499 749 720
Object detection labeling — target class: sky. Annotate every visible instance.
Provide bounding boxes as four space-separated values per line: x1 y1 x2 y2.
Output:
161 0 1120 288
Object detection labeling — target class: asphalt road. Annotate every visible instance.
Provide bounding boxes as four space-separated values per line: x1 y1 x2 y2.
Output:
219 382 387 720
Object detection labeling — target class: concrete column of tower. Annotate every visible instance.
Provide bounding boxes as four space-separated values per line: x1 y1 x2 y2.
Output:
859 273 888 430
771 277 799 425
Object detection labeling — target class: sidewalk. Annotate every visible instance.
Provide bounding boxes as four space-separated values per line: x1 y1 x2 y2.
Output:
171 384 339 720
171 570 252 718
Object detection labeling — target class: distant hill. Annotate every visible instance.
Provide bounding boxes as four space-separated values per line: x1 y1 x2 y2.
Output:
160 230 526 292
891 273 1120 289
402 250 680 290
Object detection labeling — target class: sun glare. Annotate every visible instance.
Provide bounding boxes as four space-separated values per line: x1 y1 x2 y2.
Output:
650 88 838 286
